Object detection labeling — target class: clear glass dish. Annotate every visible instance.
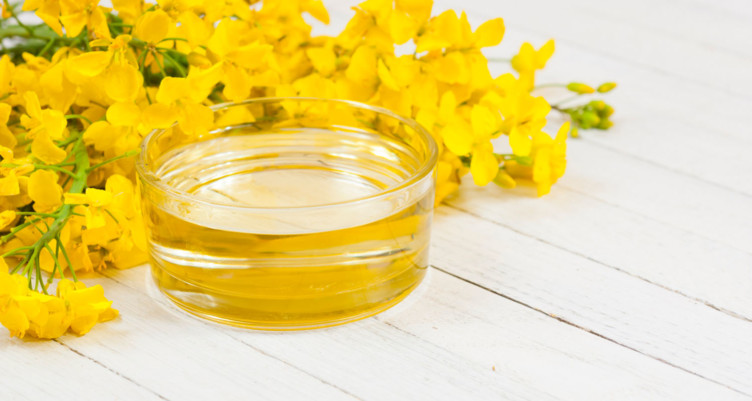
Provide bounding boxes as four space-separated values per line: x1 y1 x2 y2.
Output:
136 98 438 330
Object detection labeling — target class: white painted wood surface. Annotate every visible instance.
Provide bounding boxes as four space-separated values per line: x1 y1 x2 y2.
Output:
3 0 752 399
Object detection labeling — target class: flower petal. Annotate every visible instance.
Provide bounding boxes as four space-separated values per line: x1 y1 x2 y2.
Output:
31 133 67 164
106 102 141 127
106 64 142 102
70 51 111 77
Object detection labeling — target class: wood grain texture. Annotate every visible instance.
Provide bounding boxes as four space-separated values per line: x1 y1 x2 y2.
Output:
433 205 752 395
23 265 745 401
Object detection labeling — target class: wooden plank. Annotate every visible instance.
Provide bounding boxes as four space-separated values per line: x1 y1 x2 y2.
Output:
435 0 752 98
529 0 752 58
0 338 164 400
0 263 735 400
381 271 749 401
432 205 752 395
89 265 751 400
563 140 752 255
93 268 552 400
663 0 752 23
52 272 359 401
448 176 752 320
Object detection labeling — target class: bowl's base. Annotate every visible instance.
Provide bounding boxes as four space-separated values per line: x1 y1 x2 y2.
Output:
150 263 427 331
157 280 422 331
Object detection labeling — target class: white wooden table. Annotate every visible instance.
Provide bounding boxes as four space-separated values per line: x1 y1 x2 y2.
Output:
3 0 752 399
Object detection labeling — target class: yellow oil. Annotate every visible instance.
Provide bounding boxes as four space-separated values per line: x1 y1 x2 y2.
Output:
142 129 434 329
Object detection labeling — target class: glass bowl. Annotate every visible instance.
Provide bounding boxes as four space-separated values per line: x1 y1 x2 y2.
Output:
136 98 438 330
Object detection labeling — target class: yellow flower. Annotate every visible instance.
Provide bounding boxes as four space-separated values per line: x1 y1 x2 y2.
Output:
345 45 379 85
434 151 463 205
0 54 14 97
111 0 145 24
22 0 64 36
105 63 143 103
0 103 17 149
25 293 70 339
143 63 223 135
306 46 337 77
0 210 16 230
59 0 111 40
468 105 503 186
28 169 63 212
57 279 118 336
66 35 140 101
0 270 69 339
0 170 20 196
133 9 172 44
505 122 568 196
21 91 67 139
511 39 554 90
206 19 276 102
64 188 113 229
0 269 118 338
485 73 551 156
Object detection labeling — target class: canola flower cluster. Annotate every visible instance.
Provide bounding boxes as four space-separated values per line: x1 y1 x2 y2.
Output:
0 0 615 339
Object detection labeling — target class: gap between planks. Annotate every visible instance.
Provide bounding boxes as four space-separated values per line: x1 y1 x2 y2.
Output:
447 202 752 325
54 339 171 401
434 0 752 101
430 265 752 399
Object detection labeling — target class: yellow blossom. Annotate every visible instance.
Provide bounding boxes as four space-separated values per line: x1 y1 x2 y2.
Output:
0 270 118 339
511 39 555 90
59 0 111 40
0 210 16 230
22 0 63 35
28 169 63 212
57 279 118 335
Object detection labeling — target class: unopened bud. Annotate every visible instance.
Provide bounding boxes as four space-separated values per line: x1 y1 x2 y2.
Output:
493 169 517 189
597 82 617 93
590 100 606 110
598 120 613 130
566 82 595 94
580 111 600 128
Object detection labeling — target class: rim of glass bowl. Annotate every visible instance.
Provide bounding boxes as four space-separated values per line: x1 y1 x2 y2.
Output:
135 97 439 212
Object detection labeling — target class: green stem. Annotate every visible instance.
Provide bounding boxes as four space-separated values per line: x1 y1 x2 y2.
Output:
86 149 140 173
160 50 186 77
65 114 93 124
552 95 584 108
534 83 567 89
2 0 34 36
159 37 189 44
0 163 76 178
6 136 89 286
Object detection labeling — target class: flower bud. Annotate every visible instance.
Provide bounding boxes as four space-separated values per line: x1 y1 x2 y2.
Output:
598 119 613 130
589 100 606 110
580 111 600 128
566 82 595 94
493 169 516 189
597 82 617 93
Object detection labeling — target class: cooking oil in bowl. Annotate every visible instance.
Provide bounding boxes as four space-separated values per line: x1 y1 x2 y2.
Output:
140 126 435 329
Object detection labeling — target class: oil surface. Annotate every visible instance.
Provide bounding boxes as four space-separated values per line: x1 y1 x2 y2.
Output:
143 129 433 329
